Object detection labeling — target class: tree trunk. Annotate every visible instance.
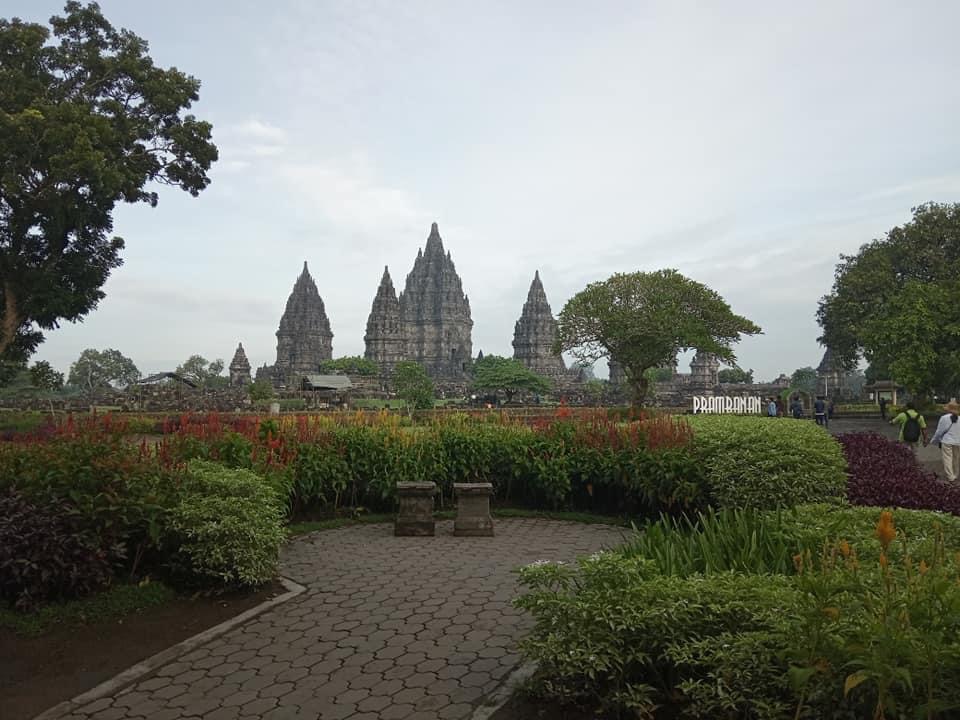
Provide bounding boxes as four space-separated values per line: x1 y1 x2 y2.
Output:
0 281 19 357
628 372 649 408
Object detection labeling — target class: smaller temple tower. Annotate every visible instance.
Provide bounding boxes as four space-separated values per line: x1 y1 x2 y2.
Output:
817 346 843 398
229 342 252 386
364 266 407 375
689 351 720 391
512 270 567 381
273 261 334 386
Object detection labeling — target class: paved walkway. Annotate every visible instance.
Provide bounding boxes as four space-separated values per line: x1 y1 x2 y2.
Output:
55 519 626 720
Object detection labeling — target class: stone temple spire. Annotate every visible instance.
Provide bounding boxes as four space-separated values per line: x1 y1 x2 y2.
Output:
512 270 566 380
399 222 473 378
229 342 252 386
273 261 333 385
364 266 407 375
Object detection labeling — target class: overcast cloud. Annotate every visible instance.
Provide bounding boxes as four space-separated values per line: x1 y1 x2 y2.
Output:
9 0 960 380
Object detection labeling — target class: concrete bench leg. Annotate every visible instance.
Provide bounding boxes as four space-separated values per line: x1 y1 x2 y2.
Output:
454 483 494 537
395 482 437 536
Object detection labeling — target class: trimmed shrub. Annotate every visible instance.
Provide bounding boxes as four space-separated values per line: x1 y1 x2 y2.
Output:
165 461 286 587
518 505 960 718
0 488 113 610
839 431 960 514
517 555 798 718
688 416 847 508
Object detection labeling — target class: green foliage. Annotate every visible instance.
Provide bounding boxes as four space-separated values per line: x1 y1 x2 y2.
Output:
688 415 847 509
174 355 225 387
393 361 435 411
790 366 818 395
516 554 797 718
471 354 551 402
317 356 379 376
518 505 960 718
622 507 800 576
0 2 217 363
248 378 274 402
645 366 675 383
818 203 960 397
0 580 174 637
167 461 285 587
717 366 754 384
28 360 63 390
556 269 760 406
66 348 140 391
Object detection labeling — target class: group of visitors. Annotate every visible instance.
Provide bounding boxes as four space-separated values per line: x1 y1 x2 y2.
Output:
892 400 960 481
765 395 834 426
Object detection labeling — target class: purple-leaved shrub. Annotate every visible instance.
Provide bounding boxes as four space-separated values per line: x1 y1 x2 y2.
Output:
838 432 960 514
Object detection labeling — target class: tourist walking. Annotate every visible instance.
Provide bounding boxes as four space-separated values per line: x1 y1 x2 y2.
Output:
814 396 827 426
790 397 803 419
890 401 927 452
929 401 960 481
767 398 777 417
879 397 888 420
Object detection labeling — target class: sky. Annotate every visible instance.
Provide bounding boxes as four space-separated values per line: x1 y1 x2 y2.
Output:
9 0 960 380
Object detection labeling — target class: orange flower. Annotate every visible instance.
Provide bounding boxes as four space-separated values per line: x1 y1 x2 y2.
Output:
793 553 804 573
875 511 896 550
839 540 851 558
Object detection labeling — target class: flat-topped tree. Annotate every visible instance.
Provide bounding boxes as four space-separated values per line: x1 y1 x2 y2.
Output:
0 2 217 365
556 270 761 406
472 354 551 404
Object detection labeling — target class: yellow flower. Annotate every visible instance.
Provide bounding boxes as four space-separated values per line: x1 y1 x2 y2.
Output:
875 511 896 550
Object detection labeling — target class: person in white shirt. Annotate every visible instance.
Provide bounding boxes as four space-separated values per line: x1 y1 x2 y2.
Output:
929 401 960 481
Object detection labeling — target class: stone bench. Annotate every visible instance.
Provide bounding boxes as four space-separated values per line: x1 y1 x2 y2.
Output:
453 483 494 537
395 482 437 536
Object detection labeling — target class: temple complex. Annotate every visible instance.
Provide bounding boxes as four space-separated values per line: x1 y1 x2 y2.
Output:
267 261 334 386
511 271 566 380
228 342 252 386
363 266 406 375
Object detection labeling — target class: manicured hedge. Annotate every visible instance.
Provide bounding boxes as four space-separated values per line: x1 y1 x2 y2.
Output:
518 504 960 719
0 431 286 608
688 416 847 508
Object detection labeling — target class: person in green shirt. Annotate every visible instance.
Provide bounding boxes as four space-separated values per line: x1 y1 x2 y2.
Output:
890 401 928 450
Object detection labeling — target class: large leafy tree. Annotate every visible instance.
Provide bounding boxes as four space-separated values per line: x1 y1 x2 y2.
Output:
66 347 139 391
717 367 754 384
393 360 434 413
29 359 63 390
790 366 818 395
471 354 550 403
175 354 225 387
818 203 960 397
556 270 760 406
317 356 379 376
0 2 217 364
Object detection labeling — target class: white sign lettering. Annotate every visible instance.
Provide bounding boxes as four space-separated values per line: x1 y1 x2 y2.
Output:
692 396 762 414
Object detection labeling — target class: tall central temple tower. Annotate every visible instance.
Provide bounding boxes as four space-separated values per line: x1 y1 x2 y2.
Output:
364 223 473 379
399 223 473 378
